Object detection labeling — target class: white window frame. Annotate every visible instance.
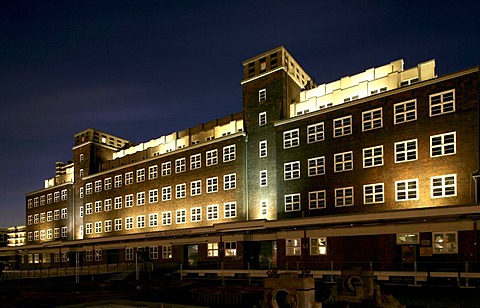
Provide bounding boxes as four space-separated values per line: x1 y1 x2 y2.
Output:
162 186 172 201
285 193 301 212
176 183 186 199
85 183 92 195
431 174 456 198
259 88 266 102
114 175 122 188
175 158 186 173
149 213 158 227
395 179 419 201
335 187 354 207
95 180 102 193
430 89 455 117
223 145 236 162
284 161 300 180
190 153 201 170
430 132 456 157
191 207 202 222
307 122 324 144
114 196 122 209
433 232 458 254
207 204 219 220
224 202 236 218
136 215 145 229
363 145 384 168
394 99 417 124
104 177 112 190
104 199 112 211
176 209 186 224
137 191 145 206
125 194 134 207
309 190 326 209
363 183 384 204
191 180 202 196
114 218 122 231
395 139 417 163
162 211 172 226
125 172 133 185
259 140 267 157
334 151 353 172
283 128 300 149
362 107 383 131
260 170 268 187
137 168 145 182
206 149 218 166
286 238 301 256
149 189 158 203
333 115 352 138
308 156 325 176
223 173 236 190
207 177 218 193
161 161 171 176
259 111 267 126
148 165 158 180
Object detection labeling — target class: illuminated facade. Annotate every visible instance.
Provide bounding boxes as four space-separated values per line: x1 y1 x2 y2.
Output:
10 47 480 274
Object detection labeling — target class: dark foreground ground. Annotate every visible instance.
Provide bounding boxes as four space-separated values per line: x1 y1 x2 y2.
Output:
1 273 480 308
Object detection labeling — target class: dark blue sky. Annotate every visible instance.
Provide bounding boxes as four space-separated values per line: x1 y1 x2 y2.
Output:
1 0 479 227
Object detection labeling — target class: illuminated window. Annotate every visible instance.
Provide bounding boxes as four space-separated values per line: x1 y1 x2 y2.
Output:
95 180 102 192
136 215 145 228
47 194 52 204
104 199 112 211
395 179 418 201
334 151 353 172
362 107 383 131
39 230 46 240
431 132 456 157
400 78 418 86
224 173 236 190
333 115 352 137
86 223 93 234
149 246 158 259
137 168 145 182
176 158 186 173
259 89 266 102
114 196 122 209
149 189 158 203
191 180 201 196
259 111 267 126
259 140 267 157
207 204 219 220
148 165 158 179
394 99 416 124
207 177 218 193
191 207 202 222
224 202 236 218
86 203 93 215
206 149 218 166
363 145 383 168
285 193 301 212
283 129 300 149
125 247 134 260
396 233 419 245
370 87 387 95
162 186 172 201
260 200 268 216
208 243 218 257
176 183 186 199
286 238 301 256
85 183 93 195
125 172 133 185
104 177 112 190
125 194 134 207
61 208 67 219
363 183 384 204
95 250 102 261
431 174 456 198
176 209 186 224
344 95 359 103
137 191 145 206
54 209 60 220
307 122 324 143
430 89 455 116
225 241 237 256
309 190 326 209
114 218 122 231
395 139 417 163
190 153 201 170
162 211 172 225
162 245 172 259
40 212 45 223
223 145 236 162
260 170 268 187
114 175 122 188
149 213 158 227
308 156 325 176
162 161 171 176
95 221 102 233
335 187 354 207
433 232 457 254
284 161 300 180
310 237 327 255
95 201 102 213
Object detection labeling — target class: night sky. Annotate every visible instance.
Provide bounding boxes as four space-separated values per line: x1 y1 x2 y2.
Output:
1 1 479 227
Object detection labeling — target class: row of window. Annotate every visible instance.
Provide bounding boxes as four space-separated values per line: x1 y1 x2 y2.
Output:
27 189 68 209
27 208 68 225
284 174 457 211
27 227 68 241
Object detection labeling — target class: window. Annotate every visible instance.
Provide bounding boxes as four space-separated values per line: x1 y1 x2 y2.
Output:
206 149 218 166
162 245 172 259
149 213 158 227
259 111 267 126
307 123 324 143
335 187 354 207
80 153 84 162
34 197 39 207
104 177 112 190
137 168 145 182
95 180 102 193
148 165 158 179
149 189 158 203
310 237 327 255
284 161 300 180
207 204 219 220
285 193 301 212
162 161 171 176
28 232 33 242
114 196 122 209
431 174 456 198
80 169 84 177
308 156 325 176
125 247 134 260
363 145 384 168
397 233 419 245
207 243 218 257
260 200 268 216
86 250 94 262
333 115 352 137
260 170 268 187
137 191 145 206
394 99 417 124
85 183 92 195
309 190 326 209
54 228 59 238
395 139 417 163
286 238 301 256
224 202 236 218
95 201 102 213
28 215 33 225
47 194 52 204
125 172 133 185
162 211 172 225
223 145 236 162
54 210 60 220
60 208 67 219
191 180 201 196
190 154 201 170
86 203 93 215
431 132 456 157
396 179 418 201
28 199 32 208
60 226 67 238
149 246 159 260
175 158 186 173
224 173 236 190
162 186 172 201
95 250 102 261
34 231 39 240
362 107 383 131
114 175 122 188
114 218 122 231
364 183 384 204
259 140 267 157
433 232 457 253
191 207 202 222
207 177 218 193
334 151 353 172
46 229 52 239
86 223 93 234
136 215 145 228
40 212 45 223
176 183 186 199
283 129 300 149
79 187 84 198
225 242 237 257
430 89 455 116
176 209 186 224
259 88 266 102
40 195 45 206
95 221 102 234
61 189 67 201
125 194 134 207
